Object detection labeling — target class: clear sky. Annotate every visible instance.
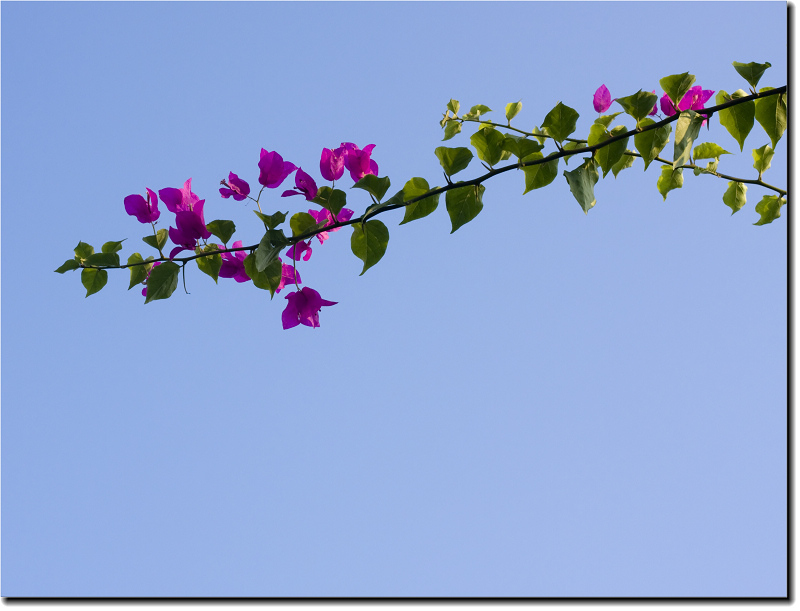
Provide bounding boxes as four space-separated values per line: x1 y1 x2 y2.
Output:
1 1 787 597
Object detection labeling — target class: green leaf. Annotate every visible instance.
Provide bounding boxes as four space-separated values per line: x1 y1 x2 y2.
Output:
195 245 222 283
74 241 94 260
84 252 120 267
55 259 81 274
693 159 718 176
594 125 629 177
563 158 599 214
268 228 289 247
144 261 180 303
541 102 579 142
673 110 704 168
442 120 462 141
255 233 283 273
446 184 485 233
353 174 391 202
311 188 347 215
593 112 623 128
101 240 125 254
470 127 506 167
562 141 586 166
81 268 108 297
400 177 440 225
254 210 288 230
587 124 607 147
752 144 775 175
364 189 399 219
659 72 696 109
142 228 168 253
206 220 236 244
505 100 522 123
634 118 671 170
350 219 390 275
716 89 755 151
611 150 636 178
657 166 684 201
531 126 547 146
243 254 282 296
468 104 491 116
447 99 460 115
722 181 747 215
693 142 731 161
615 90 659 124
754 88 787 149
290 212 318 237
377 189 404 209
753 195 786 226
327 190 348 216
127 253 153 290
521 153 559 193
501 134 543 159
732 61 772 90
435 146 473 177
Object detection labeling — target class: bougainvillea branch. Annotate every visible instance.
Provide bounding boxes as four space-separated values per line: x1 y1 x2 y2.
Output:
57 62 787 329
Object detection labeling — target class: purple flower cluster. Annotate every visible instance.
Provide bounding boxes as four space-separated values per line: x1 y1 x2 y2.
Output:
124 142 376 329
593 84 715 123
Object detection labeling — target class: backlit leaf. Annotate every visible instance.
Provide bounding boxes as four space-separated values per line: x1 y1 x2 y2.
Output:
753 195 786 226
470 127 505 167
563 158 599 213
657 166 683 201
206 220 236 244
752 144 774 174
722 181 747 215
521 153 559 193
400 178 440 225
659 72 696 109
127 253 153 290
446 184 485 233
673 110 704 168
541 102 579 142
144 261 180 303
81 268 108 298
505 100 522 122
435 146 473 177
351 220 390 275
754 88 787 149
716 89 755 151
732 61 772 90
634 118 671 170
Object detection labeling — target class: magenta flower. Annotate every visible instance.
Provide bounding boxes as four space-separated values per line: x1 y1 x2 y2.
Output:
286 240 312 261
648 90 658 116
219 172 251 201
159 178 201 214
167 199 212 259
141 261 162 297
342 142 379 183
678 86 715 112
281 167 318 201
320 146 346 182
124 188 161 224
593 85 612 113
218 241 250 283
307 207 354 244
660 92 677 117
258 149 297 188
281 287 337 330
275 258 302 293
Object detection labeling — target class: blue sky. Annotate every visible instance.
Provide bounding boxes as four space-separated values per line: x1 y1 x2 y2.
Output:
2 1 787 597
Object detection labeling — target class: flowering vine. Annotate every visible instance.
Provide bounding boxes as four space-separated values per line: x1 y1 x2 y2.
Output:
57 62 787 330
